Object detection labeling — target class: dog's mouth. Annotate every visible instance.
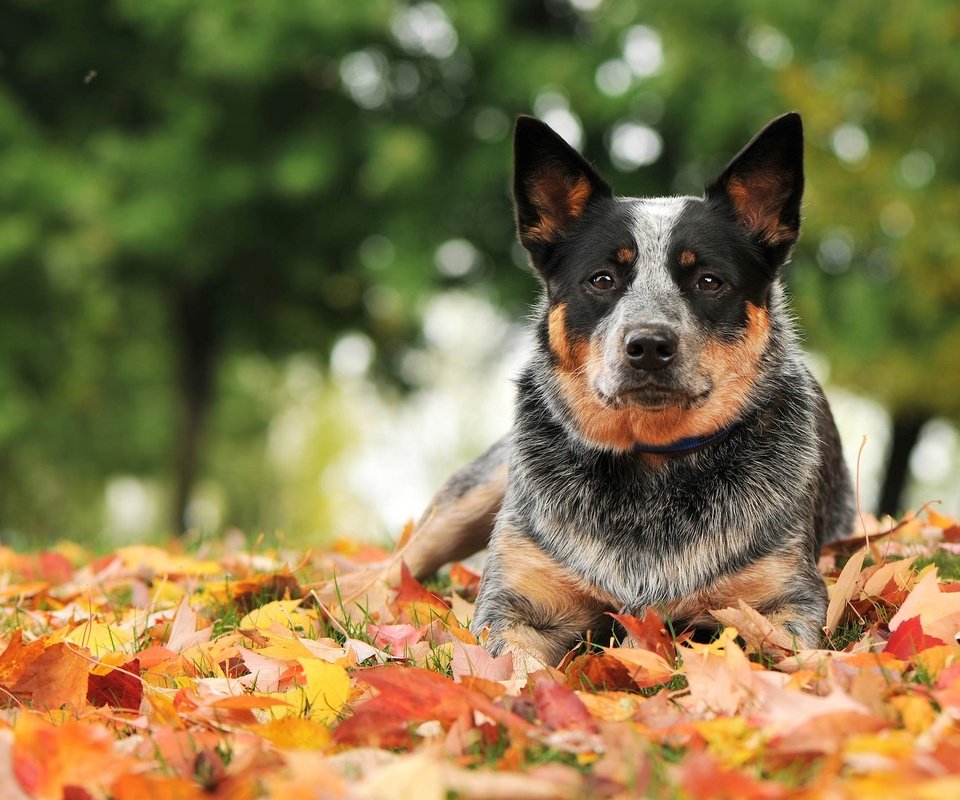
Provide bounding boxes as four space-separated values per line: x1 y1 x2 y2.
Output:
594 384 710 412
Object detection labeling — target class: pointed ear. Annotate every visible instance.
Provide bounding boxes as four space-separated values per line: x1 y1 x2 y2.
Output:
513 116 613 262
706 112 804 264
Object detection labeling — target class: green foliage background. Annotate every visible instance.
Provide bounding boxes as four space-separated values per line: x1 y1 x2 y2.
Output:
1 0 957 543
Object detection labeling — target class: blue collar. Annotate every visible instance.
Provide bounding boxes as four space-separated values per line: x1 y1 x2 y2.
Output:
633 425 736 455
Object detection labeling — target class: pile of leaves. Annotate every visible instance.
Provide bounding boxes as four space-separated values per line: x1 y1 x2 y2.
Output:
2 509 960 799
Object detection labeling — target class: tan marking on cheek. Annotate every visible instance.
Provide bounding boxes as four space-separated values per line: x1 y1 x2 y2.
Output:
616 246 637 265
665 550 802 627
552 304 771 450
548 304 573 366
679 249 697 267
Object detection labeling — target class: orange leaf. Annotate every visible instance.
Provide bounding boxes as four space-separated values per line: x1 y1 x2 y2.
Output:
0 630 47 687
608 609 675 662
13 715 132 800
11 643 89 710
112 774 205 800
564 653 638 692
334 666 535 748
395 563 451 623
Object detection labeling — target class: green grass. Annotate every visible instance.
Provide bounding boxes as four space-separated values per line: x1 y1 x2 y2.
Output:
913 550 960 580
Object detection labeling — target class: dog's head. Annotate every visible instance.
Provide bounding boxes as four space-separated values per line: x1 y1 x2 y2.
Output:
514 113 804 451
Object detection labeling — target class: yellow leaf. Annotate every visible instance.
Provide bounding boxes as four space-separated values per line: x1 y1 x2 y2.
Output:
261 659 350 722
889 696 938 735
249 717 331 750
65 622 134 658
298 658 351 723
912 644 959 682
693 717 762 769
575 690 645 722
114 545 222 576
240 599 314 632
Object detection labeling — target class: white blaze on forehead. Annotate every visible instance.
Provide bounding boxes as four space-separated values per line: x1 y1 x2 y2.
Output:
625 196 692 301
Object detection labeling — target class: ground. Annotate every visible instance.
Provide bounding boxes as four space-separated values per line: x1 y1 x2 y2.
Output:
2 508 960 799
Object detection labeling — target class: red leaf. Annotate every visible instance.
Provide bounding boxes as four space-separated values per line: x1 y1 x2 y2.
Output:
38 552 74 583
395 563 451 618
333 666 534 747
885 616 945 659
534 680 597 731
87 659 143 711
449 562 482 596
565 653 637 692
608 609 675 662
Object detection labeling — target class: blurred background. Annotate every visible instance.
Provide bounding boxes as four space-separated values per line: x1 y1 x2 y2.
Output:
1 0 958 549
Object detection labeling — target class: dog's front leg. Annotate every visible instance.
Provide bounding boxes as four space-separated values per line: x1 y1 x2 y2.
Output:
472 522 613 673
399 435 511 580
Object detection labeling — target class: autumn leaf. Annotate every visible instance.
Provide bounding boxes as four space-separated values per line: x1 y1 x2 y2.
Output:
394 563 452 623
86 658 143 711
12 715 134 800
608 609 675 662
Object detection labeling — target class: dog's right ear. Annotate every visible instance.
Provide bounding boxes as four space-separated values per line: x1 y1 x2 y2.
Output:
514 116 612 266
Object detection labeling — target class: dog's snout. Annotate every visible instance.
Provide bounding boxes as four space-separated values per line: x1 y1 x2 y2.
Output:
623 327 678 371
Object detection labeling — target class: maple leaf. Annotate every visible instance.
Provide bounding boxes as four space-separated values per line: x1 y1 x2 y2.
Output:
885 616 946 659
449 639 513 683
12 715 134 800
564 653 638 692
608 609 675 662
889 569 960 643
533 680 597 731
86 658 143 711
394 563 452 623
10 642 90 710
368 623 427 656
333 666 535 748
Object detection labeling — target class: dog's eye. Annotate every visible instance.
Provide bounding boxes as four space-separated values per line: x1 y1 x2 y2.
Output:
696 274 723 292
589 272 616 291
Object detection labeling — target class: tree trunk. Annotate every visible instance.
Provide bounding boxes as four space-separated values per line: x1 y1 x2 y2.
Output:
877 412 928 518
170 282 220 535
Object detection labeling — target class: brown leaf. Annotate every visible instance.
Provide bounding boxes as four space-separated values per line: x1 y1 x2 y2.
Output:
710 600 794 655
12 643 89 710
824 546 867 636
608 609 675 662
564 653 638 692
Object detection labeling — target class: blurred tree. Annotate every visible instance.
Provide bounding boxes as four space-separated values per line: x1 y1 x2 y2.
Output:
0 0 956 538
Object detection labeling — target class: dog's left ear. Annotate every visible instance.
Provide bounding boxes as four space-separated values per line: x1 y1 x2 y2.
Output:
706 112 804 266
514 116 613 266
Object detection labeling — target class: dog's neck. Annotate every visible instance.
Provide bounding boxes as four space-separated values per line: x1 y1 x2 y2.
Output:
632 424 737 455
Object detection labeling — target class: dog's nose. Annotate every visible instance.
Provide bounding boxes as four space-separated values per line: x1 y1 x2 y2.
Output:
623 327 678 371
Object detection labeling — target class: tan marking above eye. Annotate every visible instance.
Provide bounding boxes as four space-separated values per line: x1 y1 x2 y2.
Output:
616 246 637 265
679 249 697 267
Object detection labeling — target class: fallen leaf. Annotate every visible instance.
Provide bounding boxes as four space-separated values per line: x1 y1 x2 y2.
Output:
450 639 513 683
885 616 945 659
86 658 142 711
825 546 867 636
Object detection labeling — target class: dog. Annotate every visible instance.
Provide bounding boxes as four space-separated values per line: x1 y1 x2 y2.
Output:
399 112 854 671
